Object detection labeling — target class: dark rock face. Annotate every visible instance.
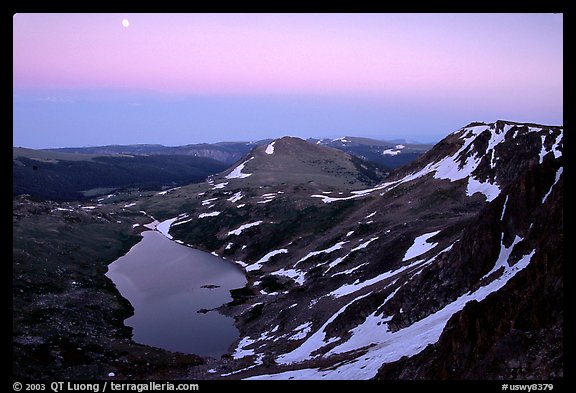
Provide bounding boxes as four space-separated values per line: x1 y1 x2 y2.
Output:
377 162 564 379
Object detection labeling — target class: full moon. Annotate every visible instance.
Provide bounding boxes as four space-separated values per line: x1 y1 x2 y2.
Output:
122 19 130 28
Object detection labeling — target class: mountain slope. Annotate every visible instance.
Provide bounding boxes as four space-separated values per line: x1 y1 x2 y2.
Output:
138 137 388 260
132 120 561 379
377 159 563 379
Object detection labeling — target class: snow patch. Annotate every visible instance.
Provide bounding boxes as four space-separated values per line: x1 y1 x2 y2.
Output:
265 141 276 155
123 202 137 208
352 237 379 252
212 182 228 189
333 262 368 276
402 231 440 261
311 194 359 204
54 207 74 212
246 249 289 272
226 157 254 179
325 254 351 273
289 322 313 341
297 241 348 265
171 216 193 226
542 167 563 204
143 220 159 230
333 137 350 143
157 186 181 195
156 217 178 239
501 195 509 221
227 221 263 236
382 148 401 156
364 211 377 219
234 260 249 268
232 336 256 359
199 211 221 218
271 268 306 285
326 238 379 274
466 177 501 202
482 235 523 279
202 197 218 206
228 192 244 203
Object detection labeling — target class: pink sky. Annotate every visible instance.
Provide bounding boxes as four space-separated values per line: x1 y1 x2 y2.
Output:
13 13 562 97
12 13 563 148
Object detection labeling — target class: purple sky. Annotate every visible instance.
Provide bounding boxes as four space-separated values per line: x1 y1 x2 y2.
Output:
13 13 563 148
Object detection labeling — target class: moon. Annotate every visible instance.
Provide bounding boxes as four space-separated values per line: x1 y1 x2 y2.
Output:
122 19 130 28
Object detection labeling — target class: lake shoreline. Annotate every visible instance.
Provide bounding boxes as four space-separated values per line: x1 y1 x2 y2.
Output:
106 223 247 358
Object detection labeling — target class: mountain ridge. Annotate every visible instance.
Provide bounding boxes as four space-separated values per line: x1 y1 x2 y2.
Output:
38 135 433 169
134 120 562 379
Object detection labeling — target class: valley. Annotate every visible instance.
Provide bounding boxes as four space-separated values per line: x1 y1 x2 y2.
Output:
12 121 563 380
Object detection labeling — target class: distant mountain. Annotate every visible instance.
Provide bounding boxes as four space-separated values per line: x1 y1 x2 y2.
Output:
137 120 562 379
43 136 432 170
45 141 263 165
13 147 229 200
309 136 433 169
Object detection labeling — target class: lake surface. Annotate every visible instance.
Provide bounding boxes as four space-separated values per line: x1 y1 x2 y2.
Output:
106 230 247 358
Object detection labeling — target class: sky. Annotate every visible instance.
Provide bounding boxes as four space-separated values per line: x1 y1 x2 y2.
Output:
13 13 563 148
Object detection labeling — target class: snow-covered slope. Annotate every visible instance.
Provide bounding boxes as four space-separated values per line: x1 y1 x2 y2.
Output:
137 120 562 379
